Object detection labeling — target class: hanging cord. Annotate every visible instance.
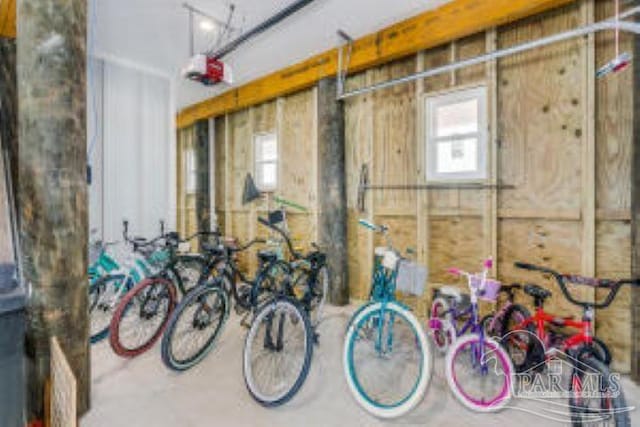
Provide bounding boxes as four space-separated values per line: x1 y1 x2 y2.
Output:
87 0 99 163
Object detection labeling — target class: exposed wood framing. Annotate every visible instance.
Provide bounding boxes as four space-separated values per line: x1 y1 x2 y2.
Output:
0 0 16 38
582 0 596 279
632 0 640 383
177 0 575 128
486 28 498 276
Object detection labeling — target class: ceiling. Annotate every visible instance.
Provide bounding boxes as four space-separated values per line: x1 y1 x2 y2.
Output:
93 0 451 110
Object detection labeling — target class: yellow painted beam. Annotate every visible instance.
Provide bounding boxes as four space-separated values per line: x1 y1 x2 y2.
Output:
177 0 575 128
0 0 16 39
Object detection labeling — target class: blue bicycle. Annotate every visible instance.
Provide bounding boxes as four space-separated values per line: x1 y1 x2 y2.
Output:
343 219 432 418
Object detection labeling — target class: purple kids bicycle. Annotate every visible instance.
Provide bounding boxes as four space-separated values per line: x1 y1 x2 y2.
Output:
428 258 515 412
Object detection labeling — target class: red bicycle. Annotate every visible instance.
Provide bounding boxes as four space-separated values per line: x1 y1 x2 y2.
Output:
501 262 639 426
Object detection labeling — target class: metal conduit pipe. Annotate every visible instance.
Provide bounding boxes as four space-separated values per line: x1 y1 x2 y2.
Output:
207 0 317 59
338 7 640 100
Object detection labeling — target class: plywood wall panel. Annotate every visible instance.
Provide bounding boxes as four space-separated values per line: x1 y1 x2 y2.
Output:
422 44 451 93
229 110 252 211
252 100 277 134
371 58 417 215
498 218 583 315
595 220 632 371
498 3 584 215
594 1 632 215
429 217 485 284
345 71 374 300
456 33 487 85
214 117 226 232
279 89 317 211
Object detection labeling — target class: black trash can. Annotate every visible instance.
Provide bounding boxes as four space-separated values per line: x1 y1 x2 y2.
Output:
0 263 26 427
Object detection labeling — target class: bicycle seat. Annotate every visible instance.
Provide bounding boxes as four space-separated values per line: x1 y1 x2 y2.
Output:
202 242 224 256
501 283 522 292
524 284 552 300
439 286 463 302
257 250 278 263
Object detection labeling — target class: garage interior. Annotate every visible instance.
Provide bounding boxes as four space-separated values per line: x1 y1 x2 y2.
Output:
1 0 640 426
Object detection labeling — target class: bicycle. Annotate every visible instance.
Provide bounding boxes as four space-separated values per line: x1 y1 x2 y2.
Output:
242 210 328 406
160 235 282 371
342 219 431 419
256 212 329 325
501 262 638 426
88 224 170 344
429 259 502 354
479 283 522 339
499 269 611 373
108 226 216 358
430 259 514 413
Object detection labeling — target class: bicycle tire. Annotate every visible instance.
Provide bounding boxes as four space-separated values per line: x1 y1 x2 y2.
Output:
89 274 128 344
344 301 432 418
429 296 454 354
499 303 537 372
592 337 612 366
161 280 230 371
109 277 177 358
569 352 630 426
480 314 498 338
446 333 514 413
243 296 313 407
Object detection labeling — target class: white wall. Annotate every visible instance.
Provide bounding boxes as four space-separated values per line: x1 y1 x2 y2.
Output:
88 56 175 242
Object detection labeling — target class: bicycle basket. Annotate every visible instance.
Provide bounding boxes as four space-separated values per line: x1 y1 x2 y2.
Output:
374 247 399 271
470 275 501 302
396 260 428 296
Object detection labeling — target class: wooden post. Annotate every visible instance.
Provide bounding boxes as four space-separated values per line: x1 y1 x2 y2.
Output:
632 15 640 384
17 0 90 416
317 78 348 305
194 119 210 241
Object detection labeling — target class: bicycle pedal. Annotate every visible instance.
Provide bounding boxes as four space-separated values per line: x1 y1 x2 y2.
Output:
240 312 252 329
234 304 248 316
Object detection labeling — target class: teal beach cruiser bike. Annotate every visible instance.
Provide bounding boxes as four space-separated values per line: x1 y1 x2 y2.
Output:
343 219 432 419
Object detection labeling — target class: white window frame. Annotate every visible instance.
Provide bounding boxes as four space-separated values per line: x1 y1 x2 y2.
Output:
184 148 197 194
425 85 488 182
254 132 278 192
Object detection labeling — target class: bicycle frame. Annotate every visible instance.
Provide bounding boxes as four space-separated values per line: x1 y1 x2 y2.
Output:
443 302 483 338
509 305 593 355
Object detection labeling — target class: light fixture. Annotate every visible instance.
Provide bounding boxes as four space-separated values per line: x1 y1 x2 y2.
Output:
199 19 216 32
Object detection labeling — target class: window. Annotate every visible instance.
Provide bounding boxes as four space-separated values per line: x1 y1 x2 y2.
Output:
425 86 487 181
185 148 197 194
254 132 278 191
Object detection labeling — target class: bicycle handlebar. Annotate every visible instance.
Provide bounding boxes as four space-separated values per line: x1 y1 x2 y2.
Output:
231 238 267 253
514 261 640 309
257 216 301 259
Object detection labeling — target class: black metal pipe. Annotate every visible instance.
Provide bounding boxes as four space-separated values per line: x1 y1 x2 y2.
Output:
208 0 317 59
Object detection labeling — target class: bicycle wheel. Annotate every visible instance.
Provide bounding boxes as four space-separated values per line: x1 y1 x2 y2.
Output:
446 333 514 413
592 337 612 366
569 351 630 426
109 277 177 358
291 265 328 326
429 296 454 354
89 274 127 344
480 314 499 339
344 301 432 419
161 280 230 371
243 296 313 407
172 255 207 293
499 304 536 372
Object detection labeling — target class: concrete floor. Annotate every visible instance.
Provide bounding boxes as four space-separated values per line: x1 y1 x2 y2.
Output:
83 305 640 427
